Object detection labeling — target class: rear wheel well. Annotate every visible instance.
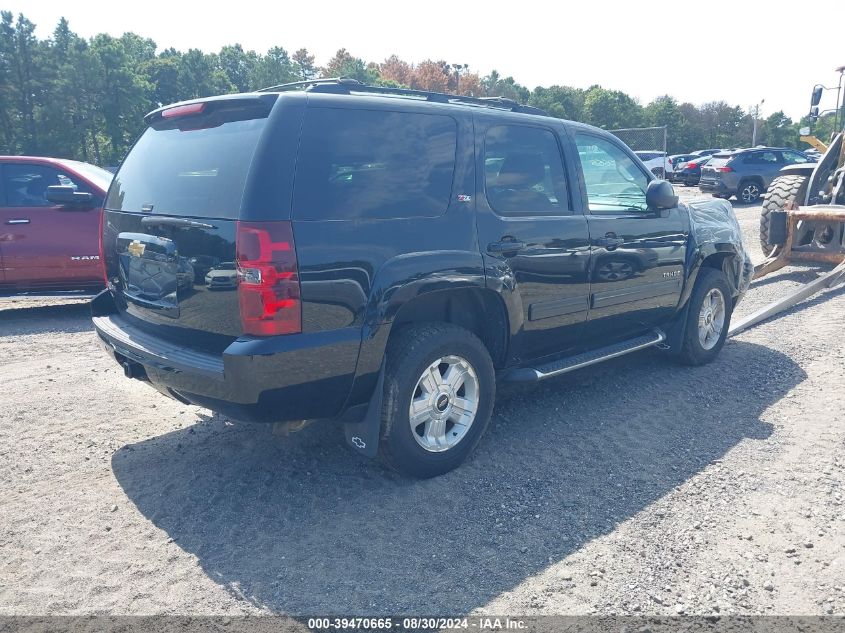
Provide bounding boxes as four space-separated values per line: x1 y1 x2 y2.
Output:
389 289 509 368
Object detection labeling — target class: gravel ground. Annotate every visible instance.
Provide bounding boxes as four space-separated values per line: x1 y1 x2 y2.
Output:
1 190 843 618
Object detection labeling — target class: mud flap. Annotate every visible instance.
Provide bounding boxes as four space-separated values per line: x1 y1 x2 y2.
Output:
343 363 384 459
663 300 691 356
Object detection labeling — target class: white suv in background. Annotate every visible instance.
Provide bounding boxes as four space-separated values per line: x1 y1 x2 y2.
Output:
634 150 673 179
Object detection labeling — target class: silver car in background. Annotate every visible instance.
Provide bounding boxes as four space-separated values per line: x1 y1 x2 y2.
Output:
634 150 673 179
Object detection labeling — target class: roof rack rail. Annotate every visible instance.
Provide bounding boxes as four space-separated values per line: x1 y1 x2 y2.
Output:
257 77 549 116
256 77 364 93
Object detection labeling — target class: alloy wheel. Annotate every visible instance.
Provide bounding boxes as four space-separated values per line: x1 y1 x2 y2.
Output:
408 355 479 452
697 288 726 350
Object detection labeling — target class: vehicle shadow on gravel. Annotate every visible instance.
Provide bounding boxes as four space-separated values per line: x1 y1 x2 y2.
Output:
112 340 804 615
0 301 92 336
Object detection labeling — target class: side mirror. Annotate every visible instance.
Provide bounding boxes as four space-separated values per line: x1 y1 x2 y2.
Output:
46 185 94 207
810 85 823 107
799 126 811 136
809 106 819 122
646 179 678 210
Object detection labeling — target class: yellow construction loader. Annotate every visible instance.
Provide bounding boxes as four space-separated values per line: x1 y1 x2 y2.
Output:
730 66 845 335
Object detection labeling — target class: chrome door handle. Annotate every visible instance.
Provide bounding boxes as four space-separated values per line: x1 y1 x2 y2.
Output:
487 239 526 254
595 235 624 250
5 218 30 225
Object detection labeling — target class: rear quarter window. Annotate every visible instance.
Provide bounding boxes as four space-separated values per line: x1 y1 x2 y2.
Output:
292 108 457 220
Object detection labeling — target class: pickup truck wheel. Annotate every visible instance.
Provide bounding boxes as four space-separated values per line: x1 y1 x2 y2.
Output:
379 323 495 478
676 268 733 366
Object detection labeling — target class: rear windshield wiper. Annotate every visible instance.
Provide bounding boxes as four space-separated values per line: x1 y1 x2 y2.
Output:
140 216 216 229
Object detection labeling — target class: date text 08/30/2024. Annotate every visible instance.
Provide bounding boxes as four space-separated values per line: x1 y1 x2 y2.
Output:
307 617 527 630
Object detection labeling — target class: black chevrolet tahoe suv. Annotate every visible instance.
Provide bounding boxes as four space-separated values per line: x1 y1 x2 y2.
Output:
92 78 752 478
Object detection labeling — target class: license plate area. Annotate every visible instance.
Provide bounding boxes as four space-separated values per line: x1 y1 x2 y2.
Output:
117 232 180 318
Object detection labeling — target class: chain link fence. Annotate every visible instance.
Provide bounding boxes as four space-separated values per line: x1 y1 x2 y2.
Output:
608 126 669 177
609 126 667 153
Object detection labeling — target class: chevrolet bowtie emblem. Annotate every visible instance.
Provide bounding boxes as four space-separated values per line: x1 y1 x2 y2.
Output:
127 240 146 257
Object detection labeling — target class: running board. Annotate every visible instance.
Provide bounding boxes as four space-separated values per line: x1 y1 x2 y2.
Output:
500 329 666 382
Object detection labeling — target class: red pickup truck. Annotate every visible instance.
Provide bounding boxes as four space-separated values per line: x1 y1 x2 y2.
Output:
0 156 112 295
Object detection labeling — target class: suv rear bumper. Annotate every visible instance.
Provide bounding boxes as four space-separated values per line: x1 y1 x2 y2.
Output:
93 313 362 423
698 180 733 196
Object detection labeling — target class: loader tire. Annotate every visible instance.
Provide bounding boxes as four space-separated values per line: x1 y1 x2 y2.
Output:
759 174 808 255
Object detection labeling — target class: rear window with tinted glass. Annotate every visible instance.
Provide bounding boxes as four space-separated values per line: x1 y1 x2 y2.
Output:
106 104 269 219
707 156 732 169
292 108 457 220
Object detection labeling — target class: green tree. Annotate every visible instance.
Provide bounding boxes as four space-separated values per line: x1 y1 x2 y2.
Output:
139 55 181 106
40 21 100 160
250 46 297 89
760 111 798 148
0 12 21 152
644 95 685 152
219 44 258 92
322 48 378 83
89 33 151 162
119 32 156 63
529 85 584 120
292 48 316 81
699 101 744 148
483 70 529 102
582 86 642 129
1 12 46 153
178 48 233 98
675 102 708 153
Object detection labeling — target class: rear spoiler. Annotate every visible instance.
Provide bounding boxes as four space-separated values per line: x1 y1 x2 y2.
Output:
143 93 278 125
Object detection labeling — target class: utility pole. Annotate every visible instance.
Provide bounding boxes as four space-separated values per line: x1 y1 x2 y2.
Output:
752 98 765 146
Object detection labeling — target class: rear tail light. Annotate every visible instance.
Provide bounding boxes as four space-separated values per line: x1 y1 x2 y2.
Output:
236 221 301 336
717 166 733 173
687 162 698 169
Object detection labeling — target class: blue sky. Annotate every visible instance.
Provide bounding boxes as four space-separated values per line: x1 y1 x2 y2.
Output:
6 0 845 120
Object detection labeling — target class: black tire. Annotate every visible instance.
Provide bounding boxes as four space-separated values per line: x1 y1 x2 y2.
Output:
379 323 495 478
736 180 763 205
676 268 733 366
759 174 808 254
